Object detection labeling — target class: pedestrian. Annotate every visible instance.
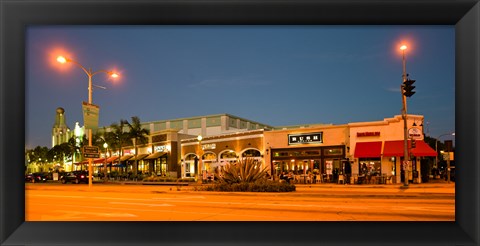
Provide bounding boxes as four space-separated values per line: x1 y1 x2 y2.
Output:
344 160 352 184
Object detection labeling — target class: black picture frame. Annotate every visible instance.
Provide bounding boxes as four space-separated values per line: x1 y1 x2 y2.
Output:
1 0 479 245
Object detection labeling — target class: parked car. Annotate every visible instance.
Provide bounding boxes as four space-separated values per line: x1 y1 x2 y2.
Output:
25 172 48 183
59 171 89 184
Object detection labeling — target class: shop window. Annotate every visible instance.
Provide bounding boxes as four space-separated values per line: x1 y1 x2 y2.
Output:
359 159 381 175
220 151 237 159
185 154 197 161
302 150 320 156
242 149 261 157
273 151 289 157
202 152 217 160
324 148 343 156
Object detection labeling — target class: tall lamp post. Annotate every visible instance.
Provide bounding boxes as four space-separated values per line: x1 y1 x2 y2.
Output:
103 142 108 182
400 44 410 187
197 135 203 183
57 56 119 188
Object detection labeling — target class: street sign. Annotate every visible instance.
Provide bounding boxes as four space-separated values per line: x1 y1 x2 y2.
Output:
82 102 100 130
402 161 408 170
83 146 99 154
83 153 100 158
83 146 100 158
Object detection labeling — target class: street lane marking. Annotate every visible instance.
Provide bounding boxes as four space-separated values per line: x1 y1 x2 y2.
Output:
110 202 173 207
29 194 205 201
54 210 138 218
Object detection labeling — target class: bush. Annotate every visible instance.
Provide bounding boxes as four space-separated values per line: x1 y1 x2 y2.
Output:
202 179 296 192
177 177 196 182
215 157 268 184
141 176 179 182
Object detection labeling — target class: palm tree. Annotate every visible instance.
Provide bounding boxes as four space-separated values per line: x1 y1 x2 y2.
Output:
110 120 130 158
65 136 83 171
125 116 150 176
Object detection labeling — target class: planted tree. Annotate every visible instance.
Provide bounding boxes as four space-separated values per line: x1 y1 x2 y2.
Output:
125 116 150 176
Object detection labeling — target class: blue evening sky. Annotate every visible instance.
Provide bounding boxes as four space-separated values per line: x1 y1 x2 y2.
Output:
26 25 455 149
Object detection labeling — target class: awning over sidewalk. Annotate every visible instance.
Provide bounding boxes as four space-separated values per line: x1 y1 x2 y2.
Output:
106 156 119 164
144 151 166 160
120 155 133 162
354 142 382 158
129 153 149 161
411 140 437 156
383 140 436 157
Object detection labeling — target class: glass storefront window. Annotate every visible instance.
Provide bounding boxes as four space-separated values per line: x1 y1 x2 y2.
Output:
359 159 381 175
202 152 216 160
220 151 236 159
273 151 289 157
242 149 261 157
324 148 343 156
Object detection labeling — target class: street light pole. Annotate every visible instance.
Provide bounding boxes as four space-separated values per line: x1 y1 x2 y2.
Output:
400 45 409 187
197 135 203 183
57 56 118 188
103 142 108 182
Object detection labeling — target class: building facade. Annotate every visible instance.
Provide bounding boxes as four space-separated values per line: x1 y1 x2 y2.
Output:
61 112 436 183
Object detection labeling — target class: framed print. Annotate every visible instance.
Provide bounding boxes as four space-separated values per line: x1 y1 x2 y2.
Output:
1 0 479 245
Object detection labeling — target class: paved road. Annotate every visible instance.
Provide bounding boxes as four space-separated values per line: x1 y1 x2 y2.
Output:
25 183 455 221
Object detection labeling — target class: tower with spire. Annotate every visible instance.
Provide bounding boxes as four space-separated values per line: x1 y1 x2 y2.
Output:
51 107 71 147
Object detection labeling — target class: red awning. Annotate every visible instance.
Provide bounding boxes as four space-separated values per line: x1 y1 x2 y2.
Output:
354 142 382 158
106 156 119 164
411 140 437 156
383 140 436 157
383 140 404 157
93 158 106 164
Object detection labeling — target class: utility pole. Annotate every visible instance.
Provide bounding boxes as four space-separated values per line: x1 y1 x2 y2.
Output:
400 45 416 187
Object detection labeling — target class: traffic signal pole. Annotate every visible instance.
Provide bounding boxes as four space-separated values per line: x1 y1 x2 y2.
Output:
401 47 409 187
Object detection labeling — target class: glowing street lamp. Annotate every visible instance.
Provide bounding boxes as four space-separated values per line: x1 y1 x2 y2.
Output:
399 44 410 186
56 55 119 188
103 142 108 182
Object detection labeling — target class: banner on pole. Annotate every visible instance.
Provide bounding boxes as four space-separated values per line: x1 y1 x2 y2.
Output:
82 102 100 130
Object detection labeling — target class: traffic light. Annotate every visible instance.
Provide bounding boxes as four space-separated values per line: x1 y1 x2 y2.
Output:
411 139 416 148
403 78 416 97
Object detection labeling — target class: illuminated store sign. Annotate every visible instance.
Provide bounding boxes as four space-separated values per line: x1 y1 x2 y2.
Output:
288 132 323 145
357 131 380 137
202 144 216 150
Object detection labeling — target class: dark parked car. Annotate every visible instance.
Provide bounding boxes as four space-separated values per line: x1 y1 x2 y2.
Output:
25 172 48 183
60 171 89 184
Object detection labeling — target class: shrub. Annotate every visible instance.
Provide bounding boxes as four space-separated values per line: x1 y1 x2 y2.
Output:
202 179 295 192
177 177 196 182
215 157 268 184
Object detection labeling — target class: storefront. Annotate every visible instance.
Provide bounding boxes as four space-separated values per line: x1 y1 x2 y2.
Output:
270 145 346 182
180 130 265 180
264 125 349 182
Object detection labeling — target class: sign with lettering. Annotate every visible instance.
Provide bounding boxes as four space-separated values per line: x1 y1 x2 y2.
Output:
82 146 100 158
154 145 167 152
202 144 216 150
82 102 99 130
408 128 422 139
357 131 380 137
288 132 323 145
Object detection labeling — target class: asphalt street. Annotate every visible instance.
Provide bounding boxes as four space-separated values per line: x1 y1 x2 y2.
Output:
25 182 455 221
